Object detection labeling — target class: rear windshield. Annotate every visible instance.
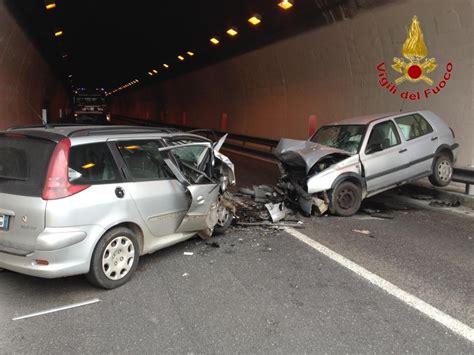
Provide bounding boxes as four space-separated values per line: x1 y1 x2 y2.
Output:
0 136 56 197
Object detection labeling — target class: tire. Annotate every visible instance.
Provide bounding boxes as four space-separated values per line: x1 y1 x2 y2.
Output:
429 153 453 187
213 199 233 235
330 181 362 217
86 227 140 289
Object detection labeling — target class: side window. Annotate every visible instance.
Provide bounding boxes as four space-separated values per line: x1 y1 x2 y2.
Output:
395 114 433 140
68 143 121 184
117 140 173 181
366 121 401 154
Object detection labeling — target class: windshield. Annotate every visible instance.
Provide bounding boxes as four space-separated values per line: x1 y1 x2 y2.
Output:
311 125 365 154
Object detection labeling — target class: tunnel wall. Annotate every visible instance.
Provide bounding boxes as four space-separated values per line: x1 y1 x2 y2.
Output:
0 2 69 130
110 0 474 166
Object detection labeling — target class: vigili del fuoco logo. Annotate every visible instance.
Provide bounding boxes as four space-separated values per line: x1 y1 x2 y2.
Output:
376 16 453 101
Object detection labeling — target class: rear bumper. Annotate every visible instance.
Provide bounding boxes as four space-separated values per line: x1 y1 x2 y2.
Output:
0 225 104 279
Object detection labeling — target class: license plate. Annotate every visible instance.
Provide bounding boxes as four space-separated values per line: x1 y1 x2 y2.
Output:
0 215 9 231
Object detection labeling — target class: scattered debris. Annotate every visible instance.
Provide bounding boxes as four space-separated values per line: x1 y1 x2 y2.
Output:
265 202 286 223
353 229 370 235
205 241 220 248
236 221 304 229
183 252 194 256
429 199 461 208
411 194 434 201
370 212 394 220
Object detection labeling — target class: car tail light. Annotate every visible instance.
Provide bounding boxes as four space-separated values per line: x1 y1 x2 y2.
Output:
449 127 455 138
42 138 90 200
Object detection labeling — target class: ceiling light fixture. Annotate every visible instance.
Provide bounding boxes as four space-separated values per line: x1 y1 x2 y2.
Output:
152 69 158 73
187 51 195 56
163 64 169 69
248 15 262 25
178 55 185 61
45 2 56 10
226 28 238 36
54 30 63 37
210 37 220 45
278 0 294 10
148 71 153 76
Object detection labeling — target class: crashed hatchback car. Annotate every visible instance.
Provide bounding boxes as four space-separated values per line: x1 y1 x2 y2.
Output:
0 125 235 289
274 110 458 216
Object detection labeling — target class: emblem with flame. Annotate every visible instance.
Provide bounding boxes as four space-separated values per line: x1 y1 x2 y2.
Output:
392 16 437 85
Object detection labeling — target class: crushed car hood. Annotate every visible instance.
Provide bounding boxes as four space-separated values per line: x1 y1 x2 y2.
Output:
273 138 351 173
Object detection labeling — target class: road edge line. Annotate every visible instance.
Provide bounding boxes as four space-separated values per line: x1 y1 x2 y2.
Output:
284 227 474 343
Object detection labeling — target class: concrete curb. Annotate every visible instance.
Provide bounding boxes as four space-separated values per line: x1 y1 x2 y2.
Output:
403 184 474 210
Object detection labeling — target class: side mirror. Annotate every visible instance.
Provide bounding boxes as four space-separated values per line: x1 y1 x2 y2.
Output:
366 143 383 154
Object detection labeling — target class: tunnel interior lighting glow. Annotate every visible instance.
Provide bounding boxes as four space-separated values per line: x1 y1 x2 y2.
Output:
68 74 72 78
163 64 169 68
178 55 185 61
152 69 158 73
226 28 238 36
278 0 294 10
248 15 261 25
45 2 56 10
62 54 68 58
187 51 195 56
54 30 63 37
148 71 153 76
210 37 220 45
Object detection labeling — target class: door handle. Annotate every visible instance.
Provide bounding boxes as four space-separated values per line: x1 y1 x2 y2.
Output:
431 136 439 141
196 196 205 205
399 148 407 153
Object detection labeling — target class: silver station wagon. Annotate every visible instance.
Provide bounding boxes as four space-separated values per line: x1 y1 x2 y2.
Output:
274 110 459 216
0 125 235 288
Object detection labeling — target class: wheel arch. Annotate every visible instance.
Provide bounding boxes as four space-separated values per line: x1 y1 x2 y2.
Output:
432 144 454 170
331 172 366 193
100 222 145 255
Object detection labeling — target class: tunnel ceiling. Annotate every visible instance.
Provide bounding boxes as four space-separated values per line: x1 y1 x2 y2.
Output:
7 0 360 93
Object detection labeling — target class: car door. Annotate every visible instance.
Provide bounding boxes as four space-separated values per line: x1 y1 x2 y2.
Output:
393 113 438 178
112 139 189 238
360 119 410 194
160 140 220 238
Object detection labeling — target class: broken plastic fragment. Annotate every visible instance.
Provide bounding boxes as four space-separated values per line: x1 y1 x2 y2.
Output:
265 202 286 223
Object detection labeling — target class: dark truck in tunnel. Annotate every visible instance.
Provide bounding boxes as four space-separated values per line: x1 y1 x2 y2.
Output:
72 90 109 124
274 110 459 216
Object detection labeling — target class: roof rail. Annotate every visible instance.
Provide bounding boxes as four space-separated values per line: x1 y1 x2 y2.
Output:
7 123 88 131
68 126 178 137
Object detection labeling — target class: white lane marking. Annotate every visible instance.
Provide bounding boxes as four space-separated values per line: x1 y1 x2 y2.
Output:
284 227 474 343
12 298 101 321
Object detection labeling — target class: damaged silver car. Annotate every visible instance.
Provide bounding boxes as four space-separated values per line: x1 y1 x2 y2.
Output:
274 110 458 216
0 125 235 289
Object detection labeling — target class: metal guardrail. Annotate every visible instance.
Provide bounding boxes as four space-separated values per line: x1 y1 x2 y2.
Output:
452 167 474 195
111 114 474 195
111 114 279 160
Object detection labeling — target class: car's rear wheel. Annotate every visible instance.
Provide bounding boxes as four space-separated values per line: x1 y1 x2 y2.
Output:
429 153 453 187
87 227 139 289
330 181 362 217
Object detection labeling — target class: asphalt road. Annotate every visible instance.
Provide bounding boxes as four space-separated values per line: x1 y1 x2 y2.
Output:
0 152 473 353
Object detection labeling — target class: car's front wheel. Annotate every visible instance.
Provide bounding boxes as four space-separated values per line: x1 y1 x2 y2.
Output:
213 196 234 235
429 153 453 187
330 181 362 217
87 227 139 289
